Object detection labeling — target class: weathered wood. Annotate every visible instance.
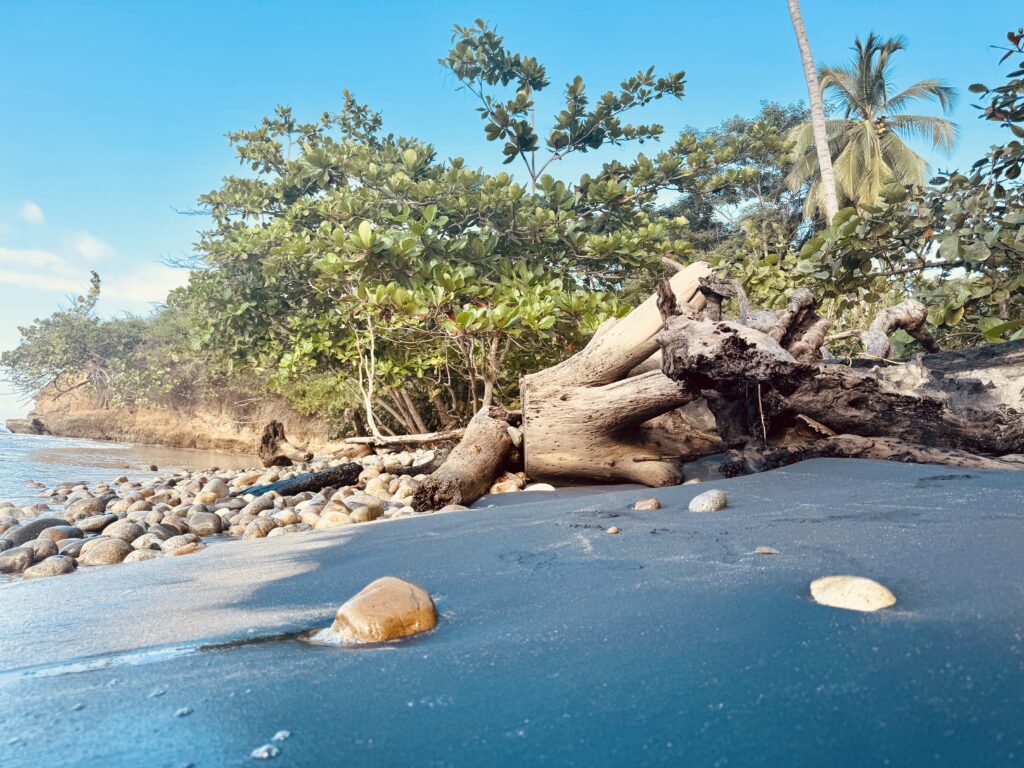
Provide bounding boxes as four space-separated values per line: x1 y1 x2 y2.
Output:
258 421 313 468
720 435 1024 476
521 262 712 486
411 406 517 511
659 294 1024 460
343 429 465 448
234 462 362 498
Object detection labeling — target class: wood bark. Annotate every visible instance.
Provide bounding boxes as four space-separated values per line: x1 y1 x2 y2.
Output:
520 261 712 486
410 406 518 511
233 462 362 499
258 421 314 468
658 290 1024 461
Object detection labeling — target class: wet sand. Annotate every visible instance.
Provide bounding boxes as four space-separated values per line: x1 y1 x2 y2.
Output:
1 459 1022 766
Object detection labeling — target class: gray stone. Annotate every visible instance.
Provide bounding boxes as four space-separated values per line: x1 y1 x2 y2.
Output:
23 555 77 579
160 534 198 552
25 538 59 561
1 517 67 547
58 538 91 557
0 546 33 574
187 512 223 536
102 520 146 543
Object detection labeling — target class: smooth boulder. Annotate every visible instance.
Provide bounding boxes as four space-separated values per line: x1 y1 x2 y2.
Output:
23 555 77 579
1 517 67 547
81 538 133 566
330 576 438 643
688 489 728 513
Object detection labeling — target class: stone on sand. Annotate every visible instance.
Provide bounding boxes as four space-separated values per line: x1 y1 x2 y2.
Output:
23 555 77 579
688 489 728 513
81 538 133 566
633 498 661 511
331 576 438 643
809 575 896 612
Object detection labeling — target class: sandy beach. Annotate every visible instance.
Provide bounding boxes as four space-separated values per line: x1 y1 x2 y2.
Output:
1 458 1022 766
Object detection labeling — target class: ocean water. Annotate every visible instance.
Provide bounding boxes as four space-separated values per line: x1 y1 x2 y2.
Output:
0 430 259 506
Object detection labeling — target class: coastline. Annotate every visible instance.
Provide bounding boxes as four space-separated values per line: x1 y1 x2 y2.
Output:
2 458 1022 766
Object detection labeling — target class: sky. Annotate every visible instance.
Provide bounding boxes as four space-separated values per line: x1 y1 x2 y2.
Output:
0 0 1019 417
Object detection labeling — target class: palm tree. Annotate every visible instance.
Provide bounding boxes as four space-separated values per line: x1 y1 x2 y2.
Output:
787 0 839 223
787 33 959 218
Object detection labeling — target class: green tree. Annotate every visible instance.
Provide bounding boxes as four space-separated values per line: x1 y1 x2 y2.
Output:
180 22 693 435
796 29 1024 347
787 33 959 217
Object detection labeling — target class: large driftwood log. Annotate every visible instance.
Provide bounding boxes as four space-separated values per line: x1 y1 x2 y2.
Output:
411 406 519 511
258 421 313 467
415 267 1024 508
658 284 1024 461
520 261 713 486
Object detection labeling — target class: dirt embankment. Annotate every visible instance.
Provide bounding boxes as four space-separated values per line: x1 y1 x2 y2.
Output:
10 389 334 455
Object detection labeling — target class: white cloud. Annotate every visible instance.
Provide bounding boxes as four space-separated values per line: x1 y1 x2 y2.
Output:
18 201 45 225
69 231 114 262
0 246 74 275
103 264 191 304
0 268 85 294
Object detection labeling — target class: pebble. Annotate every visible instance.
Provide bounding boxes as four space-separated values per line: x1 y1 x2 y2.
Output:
633 498 661 510
809 575 896 612
314 510 351 529
175 707 193 717
607 526 621 535
250 744 280 759
0 546 34 574
187 512 224 536
754 546 779 555
2 517 68 546
524 483 555 492
331 576 438 643
77 514 118 533
37 525 84 543
103 520 146 543
81 538 133 566
23 555 77 579
688 489 728 513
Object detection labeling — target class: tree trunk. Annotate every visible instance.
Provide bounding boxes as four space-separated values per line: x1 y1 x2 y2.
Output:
234 462 362 499
520 261 713 486
787 0 839 222
410 406 518 511
258 421 314 468
658 288 1024 460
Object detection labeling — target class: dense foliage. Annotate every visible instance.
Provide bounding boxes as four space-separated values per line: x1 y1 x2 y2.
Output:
3 24 1022 435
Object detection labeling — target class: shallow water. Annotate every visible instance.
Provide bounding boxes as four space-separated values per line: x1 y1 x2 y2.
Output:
0 429 259 505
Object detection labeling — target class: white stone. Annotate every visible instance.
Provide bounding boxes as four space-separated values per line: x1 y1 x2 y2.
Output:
688 489 727 513
810 575 896 612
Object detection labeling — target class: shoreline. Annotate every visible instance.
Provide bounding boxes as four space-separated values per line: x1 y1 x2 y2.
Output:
2 458 1021 766
0 440 545 582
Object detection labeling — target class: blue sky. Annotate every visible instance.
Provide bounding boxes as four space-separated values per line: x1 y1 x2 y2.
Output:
0 0 1019 416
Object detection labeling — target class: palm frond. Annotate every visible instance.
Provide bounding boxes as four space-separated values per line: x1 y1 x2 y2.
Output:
888 113 960 154
885 79 958 114
880 132 929 185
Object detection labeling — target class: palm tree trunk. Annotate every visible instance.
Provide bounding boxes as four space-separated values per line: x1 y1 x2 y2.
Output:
787 0 839 222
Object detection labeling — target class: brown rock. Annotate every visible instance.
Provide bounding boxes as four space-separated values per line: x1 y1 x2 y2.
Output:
633 498 661 511
81 538 133 566
331 576 438 643
23 555 77 579
124 549 162 563
102 520 146 543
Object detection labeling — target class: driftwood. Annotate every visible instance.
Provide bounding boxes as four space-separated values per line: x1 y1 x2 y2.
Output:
258 421 313 468
657 281 1024 464
343 429 465 448
411 406 519 511
519 262 713 486
391 267 1024 510
234 462 362 499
